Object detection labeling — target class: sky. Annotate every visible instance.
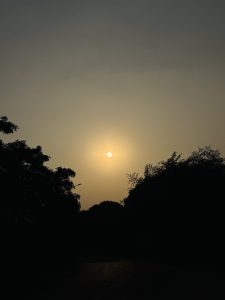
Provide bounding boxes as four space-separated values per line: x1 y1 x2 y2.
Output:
1 0 225 209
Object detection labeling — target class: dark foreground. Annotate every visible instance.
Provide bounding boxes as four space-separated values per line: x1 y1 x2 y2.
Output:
15 260 225 300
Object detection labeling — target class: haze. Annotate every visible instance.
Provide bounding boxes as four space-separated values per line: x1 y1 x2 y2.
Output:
1 0 225 208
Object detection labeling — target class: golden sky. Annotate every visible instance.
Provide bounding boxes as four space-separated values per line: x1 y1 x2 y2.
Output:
1 0 225 208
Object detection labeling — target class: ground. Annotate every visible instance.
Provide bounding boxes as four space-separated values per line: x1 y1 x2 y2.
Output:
22 260 225 299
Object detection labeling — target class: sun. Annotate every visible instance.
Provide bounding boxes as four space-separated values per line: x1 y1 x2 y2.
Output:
106 151 113 158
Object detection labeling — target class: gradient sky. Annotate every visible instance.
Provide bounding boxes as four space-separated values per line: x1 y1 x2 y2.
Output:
1 0 225 209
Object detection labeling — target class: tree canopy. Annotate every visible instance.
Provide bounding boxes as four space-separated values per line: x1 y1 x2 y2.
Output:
0 116 80 226
0 116 18 134
123 146 225 266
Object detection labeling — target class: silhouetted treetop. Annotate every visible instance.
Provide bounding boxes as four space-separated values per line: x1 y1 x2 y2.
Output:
82 201 124 220
122 146 225 267
124 146 225 212
0 116 80 225
187 146 224 167
0 116 18 134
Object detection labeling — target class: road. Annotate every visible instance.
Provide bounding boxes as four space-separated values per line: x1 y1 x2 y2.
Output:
26 261 225 299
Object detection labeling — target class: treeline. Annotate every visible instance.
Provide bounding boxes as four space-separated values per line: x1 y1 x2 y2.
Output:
123 147 225 267
1 115 225 282
80 146 225 268
0 116 80 293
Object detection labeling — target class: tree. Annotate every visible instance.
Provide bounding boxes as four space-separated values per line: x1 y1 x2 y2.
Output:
0 116 81 280
78 201 125 256
87 200 124 219
0 116 80 225
0 116 18 134
123 147 225 267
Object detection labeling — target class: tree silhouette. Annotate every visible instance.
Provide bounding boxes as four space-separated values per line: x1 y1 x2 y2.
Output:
87 200 123 219
0 134 80 226
78 201 126 257
0 116 80 283
123 146 225 267
0 116 18 134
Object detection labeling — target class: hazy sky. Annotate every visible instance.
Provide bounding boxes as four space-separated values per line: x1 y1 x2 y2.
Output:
1 0 225 208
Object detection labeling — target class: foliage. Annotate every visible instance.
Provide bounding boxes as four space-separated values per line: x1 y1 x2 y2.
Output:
125 146 225 205
123 146 225 266
0 116 80 226
0 116 18 134
86 200 123 219
78 201 125 256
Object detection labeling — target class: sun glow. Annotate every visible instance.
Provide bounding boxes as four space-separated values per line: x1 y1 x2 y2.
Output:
84 132 133 175
106 151 113 158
